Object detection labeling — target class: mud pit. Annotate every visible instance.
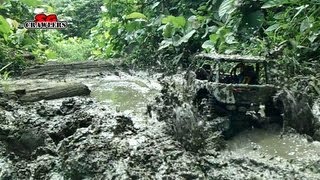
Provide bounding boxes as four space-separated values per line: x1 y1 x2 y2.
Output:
88 72 160 113
0 63 320 179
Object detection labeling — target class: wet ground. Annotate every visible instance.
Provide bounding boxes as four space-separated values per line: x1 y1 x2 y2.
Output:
87 71 161 113
227 127 320 160
0 69 320 179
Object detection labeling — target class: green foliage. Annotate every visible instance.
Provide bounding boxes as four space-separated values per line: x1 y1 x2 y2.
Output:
0 0 33 22
261 0 290 9
47 37 93 62
0 15 11 39
0 0 49 73
162 16 186 28
0 62 11 80
126 12 147 20
19 0 41 7
90 0 154 60
51 0 103 37
158 15 197 51
218 0 236 19
90 0 228 69
0 0 318 98
262 0 320 77
0 43 28 74
87 0 320 97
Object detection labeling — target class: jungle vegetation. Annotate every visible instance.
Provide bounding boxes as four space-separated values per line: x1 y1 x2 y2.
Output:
0 0 319 97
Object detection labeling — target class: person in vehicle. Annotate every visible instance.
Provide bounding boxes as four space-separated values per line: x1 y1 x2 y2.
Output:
230 63 258 84
242 65 258 84
196 64 212 80
230 62 245 83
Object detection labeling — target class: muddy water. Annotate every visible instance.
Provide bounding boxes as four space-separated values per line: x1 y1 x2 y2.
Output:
227 127 320 160
81 73 161 113
83 73 320 162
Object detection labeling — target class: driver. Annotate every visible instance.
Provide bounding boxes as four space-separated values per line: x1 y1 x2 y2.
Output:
230 63 258 84
230 62 245 83
243 65 258 84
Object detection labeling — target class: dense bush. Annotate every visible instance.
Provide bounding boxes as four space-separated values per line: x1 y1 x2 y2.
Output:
48 0 103 38
46 37 93 62
0 0 319 96
88 0 319 94
0 0 44 76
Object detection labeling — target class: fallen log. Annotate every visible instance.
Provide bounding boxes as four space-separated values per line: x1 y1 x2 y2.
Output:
0 80 90 102
21 60 127 78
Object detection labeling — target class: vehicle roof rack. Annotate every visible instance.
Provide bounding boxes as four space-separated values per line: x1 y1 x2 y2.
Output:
195 53 275 63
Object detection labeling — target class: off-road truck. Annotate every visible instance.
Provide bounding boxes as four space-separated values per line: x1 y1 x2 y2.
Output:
185 53 282 130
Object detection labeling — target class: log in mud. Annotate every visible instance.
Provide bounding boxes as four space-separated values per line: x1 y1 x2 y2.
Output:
21 60 127 78
0 80 90 102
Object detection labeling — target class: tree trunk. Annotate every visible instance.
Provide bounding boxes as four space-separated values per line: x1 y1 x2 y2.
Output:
21 60 127 78
1 80 90 102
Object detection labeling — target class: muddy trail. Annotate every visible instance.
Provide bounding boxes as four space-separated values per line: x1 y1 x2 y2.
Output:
0 61 320 179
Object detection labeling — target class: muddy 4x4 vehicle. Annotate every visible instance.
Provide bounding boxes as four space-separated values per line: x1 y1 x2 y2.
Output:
186 53 281 123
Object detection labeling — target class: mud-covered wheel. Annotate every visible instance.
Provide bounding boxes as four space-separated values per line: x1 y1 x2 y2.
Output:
193 88 210 113
265 98 283 125
272 89 315 135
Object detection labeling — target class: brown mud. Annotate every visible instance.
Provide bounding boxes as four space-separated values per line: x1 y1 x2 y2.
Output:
0 62 319 179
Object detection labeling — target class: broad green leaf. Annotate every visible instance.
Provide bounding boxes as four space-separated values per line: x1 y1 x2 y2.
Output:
158 39 173 50
162 24 174 38
109 27 118 36
172 53 183 65
92 49 102 56
308 33 318 43
161 16 171 24
176 30 196 45
151 2 160 9
202 40 215 50
300 19 311 32
20 0 41 7
274 12 285 20
104 32 110 39
225 33 237 44
265 24 280 32
188 16 200 29
6 18 19 29
22 36 36 46
261 0 289 9
198 5 207 11
218 0 235 18
0 15 11 37
125 21 139 32
209 33 219 43
126 12 147 20
45 49 57 59
216 26 230 37
15 29 27 44
293 5 309 20
162 16 186 28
